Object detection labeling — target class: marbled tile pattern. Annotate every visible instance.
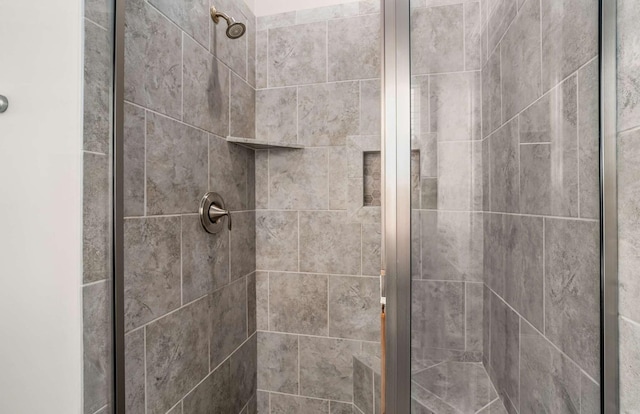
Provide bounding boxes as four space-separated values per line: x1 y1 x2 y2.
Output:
119 0 257 412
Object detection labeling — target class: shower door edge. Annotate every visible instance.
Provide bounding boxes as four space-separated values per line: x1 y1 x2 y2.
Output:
600 0 619 412
112 0 126 411
383 0 412 412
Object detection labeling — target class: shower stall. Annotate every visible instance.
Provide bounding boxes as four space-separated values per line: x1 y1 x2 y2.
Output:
68 0 625 412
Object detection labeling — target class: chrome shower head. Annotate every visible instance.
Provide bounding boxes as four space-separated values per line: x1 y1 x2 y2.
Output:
210 6 246 39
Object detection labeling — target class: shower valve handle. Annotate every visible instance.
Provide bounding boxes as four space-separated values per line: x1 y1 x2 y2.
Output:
200 192 231 234
208 203 232 231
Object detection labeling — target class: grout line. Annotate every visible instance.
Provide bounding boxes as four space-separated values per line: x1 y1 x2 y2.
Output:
542 218 546 336
144 110 148 217
144 325 148 414
180 217 184 306
297 335 301 395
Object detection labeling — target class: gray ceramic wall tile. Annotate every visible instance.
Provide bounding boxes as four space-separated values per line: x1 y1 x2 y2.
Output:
618 0 640 132
83 281 112 414
210 278 248 367
329 276 379 341
412 280 465 352
146 112 208 215
268 22 327 87
255 150 269 209
296 3 360 24
125 329 145 414
421 211 483 282
362 223 382 276
149 0 208 47
268 148 329 210
84 21 112 154
421 178 438 210
484 213 544 330
500 0 541 120
330 401 353 414
487 0 517 54
489 293 519 409
354 357 374 414
210 136 255 212
248 273 257 336
256 210 298 272
489 119 519 213
183 361 232 414
231 73 256 139
256 31 268 89
298 82 360 146
299 211 362 275
411 5 464 74
257 391 269 414
619 129 640 323
466 283 483 353
256 87 298 144
360 80 382 136
257 12 297 31
183 35 230 137
411 75 429 137
545 218 599 379
124 217 181 331
125 0 182 118
483 284 491 367
482 49 502 137
430 72 481 142
620 317 640 412
123 103 145 217
210 0 248 78
257 331 298 393
437 141 472 210
269 272 328 335
328 14 381 81
85 0 113 28
256 272 269 330
229 335 258 412
181 214 230 303
146 298 209 414
578 59 599 220
299 336 361 401
84 152 110 283
230 211 256 280
519 321 581 414
270 394 329 414
247 14 257 88
519 76 579 217
463 3 481 71
540 0 598 92
329 146 349 210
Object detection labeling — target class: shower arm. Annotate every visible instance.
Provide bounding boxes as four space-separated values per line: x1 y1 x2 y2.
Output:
210 6 233 26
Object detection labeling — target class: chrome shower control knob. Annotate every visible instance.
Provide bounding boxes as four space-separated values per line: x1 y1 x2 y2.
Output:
0 95 8 113
200 192 232 234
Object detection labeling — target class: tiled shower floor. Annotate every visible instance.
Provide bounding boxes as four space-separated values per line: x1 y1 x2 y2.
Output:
411 361 507 414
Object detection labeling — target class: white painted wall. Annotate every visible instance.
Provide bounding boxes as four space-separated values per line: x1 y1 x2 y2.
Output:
0 0 84 412
253 0 360 16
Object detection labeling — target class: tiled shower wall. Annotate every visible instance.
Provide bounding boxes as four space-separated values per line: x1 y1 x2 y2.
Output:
409 0 485 368
479 0 600 412
82 0 114 412
618 0 640 411
121 0 257 413
252 2 383 412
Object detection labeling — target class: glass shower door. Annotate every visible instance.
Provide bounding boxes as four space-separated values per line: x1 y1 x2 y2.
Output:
405 0 602 412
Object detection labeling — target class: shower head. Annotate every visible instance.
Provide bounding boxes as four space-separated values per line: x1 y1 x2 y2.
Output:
210 6 246 39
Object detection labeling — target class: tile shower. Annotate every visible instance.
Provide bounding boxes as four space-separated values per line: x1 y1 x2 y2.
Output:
76 0 611 413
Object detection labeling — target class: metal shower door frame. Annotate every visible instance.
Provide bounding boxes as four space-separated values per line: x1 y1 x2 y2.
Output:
381 0 621 413
382 0 412 412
